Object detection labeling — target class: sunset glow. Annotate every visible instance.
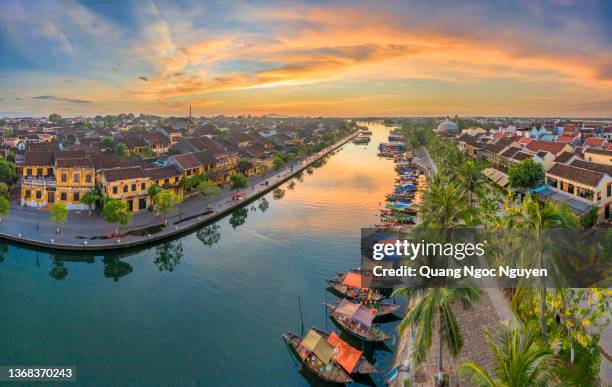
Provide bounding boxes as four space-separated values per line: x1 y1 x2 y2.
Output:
1 0 611 117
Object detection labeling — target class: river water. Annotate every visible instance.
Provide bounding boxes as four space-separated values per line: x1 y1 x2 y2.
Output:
0 123 403 386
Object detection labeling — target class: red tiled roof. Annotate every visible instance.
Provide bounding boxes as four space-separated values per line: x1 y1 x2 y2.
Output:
517 137 533 145
524 140 569 155
172 153 202 170
101 166 146 182
583 137 607 147
556 136 576 143
571 159 612 177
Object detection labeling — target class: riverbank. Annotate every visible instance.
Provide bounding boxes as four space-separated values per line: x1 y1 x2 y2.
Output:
0 130 360 251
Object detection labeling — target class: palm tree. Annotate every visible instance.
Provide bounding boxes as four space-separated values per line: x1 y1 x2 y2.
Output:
456 159 485 210
419 174 468 229
392 286 481 385
513 196 577 339
458 323 558 387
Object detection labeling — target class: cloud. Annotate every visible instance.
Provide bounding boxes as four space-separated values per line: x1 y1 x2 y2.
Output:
139 76 149 82
33 95 91 104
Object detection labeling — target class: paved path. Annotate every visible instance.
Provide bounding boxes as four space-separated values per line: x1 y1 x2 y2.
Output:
0 131 360 250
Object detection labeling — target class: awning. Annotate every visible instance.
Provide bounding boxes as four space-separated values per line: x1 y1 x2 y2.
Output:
334 299 375 327
342 272 372 289
327 332 362 373
482 167 509 187
302 330 335 364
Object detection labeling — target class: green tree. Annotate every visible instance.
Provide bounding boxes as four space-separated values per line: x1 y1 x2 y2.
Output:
197 180 221 209
237 158 253 175
272 156 285 171
153 189 182 225
0 195 9 223
6 151 15 162
392 286 481 384
48 113 62 123
457 159 485 210
508 159 544 189
115 143 129 156
102 257 133 282
458 324 558 387
229 172 248 192
103 198 132 236
101 136 114 147
0 159 16 185
80 189 101 215
512 196 578 339
0 182 9 198
50 202 68 234
148 184 162 200
420 174 468 229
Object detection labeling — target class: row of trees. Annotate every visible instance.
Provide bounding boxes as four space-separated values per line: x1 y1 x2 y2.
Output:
392 132 608 386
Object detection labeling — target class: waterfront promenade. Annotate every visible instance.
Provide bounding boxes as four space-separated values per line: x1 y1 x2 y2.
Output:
0 131 360 250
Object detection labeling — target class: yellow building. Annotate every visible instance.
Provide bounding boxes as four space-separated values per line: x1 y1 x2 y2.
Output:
21 151 55 208
54 157 96 209
584 148 612 166
100 166 151 212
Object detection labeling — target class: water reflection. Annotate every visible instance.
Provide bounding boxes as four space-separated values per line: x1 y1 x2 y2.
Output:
229 207 248 229
273 188 286 200
49 257 68 280
258 197 269 213
0 244 7 262
102 256 133 282
154 241 184 272
196 223 221 246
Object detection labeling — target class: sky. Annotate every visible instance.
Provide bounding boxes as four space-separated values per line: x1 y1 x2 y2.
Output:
0 0 611 117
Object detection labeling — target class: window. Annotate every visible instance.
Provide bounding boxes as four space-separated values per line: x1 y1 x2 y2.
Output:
141 183 146 190
25 190 31 198
61 173 67 183
132 184 136 192
35 191 42 199
608 184 611 197
73 173 80 183
123 186 128 193
61 192 67 201
164 179 169 185
86 174 92 183
73 192 80 202
112 186 118 194
27 168 32 176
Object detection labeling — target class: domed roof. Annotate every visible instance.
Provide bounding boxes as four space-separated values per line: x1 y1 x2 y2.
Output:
435 119 458 135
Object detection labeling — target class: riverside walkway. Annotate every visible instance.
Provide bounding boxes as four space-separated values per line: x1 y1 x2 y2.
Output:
0 130 360 251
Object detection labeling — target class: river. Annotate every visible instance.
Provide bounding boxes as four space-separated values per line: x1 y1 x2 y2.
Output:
0 123 403 386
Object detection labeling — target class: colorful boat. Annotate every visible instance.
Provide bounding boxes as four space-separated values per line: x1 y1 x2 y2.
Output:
325 300 391 342
327 272 385 302
282 329 353 383
311 328 378 375
333 300 400 317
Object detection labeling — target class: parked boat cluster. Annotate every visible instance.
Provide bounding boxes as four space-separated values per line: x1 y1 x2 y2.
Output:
282 270 402 383
376 132 426 232
353 126 373 144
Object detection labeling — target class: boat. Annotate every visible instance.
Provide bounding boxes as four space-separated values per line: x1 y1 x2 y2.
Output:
327 272 385 302
333 300 400 317
325 300 391 342
311 328 378 375
282 330 353 383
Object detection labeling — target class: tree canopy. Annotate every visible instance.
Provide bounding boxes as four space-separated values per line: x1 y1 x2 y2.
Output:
508 159 544 189
229 172 248 191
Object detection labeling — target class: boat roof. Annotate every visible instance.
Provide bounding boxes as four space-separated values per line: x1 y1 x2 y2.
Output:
327 332 362 373
342 272 372 289
334 299 375 327
302 330 335 364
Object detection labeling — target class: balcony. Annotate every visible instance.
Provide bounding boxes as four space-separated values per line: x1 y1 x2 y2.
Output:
22 176 56 187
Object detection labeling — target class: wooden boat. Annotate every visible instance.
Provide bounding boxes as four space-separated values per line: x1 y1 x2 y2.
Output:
334 300 400 317
312 328 378 374
325 302 391 342
282 330 353 383
327 272 385 302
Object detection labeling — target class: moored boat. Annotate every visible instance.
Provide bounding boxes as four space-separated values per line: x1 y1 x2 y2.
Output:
325 300 391 342
311 328 378 375
327 272 385 302
333 299 400 317
282 330 353 383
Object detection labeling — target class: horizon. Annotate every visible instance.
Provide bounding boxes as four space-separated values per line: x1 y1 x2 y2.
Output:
1 0 611 117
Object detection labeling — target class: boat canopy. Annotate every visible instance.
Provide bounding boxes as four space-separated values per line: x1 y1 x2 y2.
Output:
302 330 335 364
334 300 375 327
327 332 362 373
342 272 371 289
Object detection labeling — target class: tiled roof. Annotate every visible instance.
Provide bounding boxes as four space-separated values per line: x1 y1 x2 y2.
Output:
500 146 522 158
90 155 144 170
584 148 612 157
24 151 54 166
547 163 604 187
556 136 576 143
192 150 217 166
554 151 575 164
571 159 612 177
482 143 507 155
172 153 202 170
524 140 568 155
101 166 146 182
583 137 607 147
511 152 533 161
145 165 180 180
